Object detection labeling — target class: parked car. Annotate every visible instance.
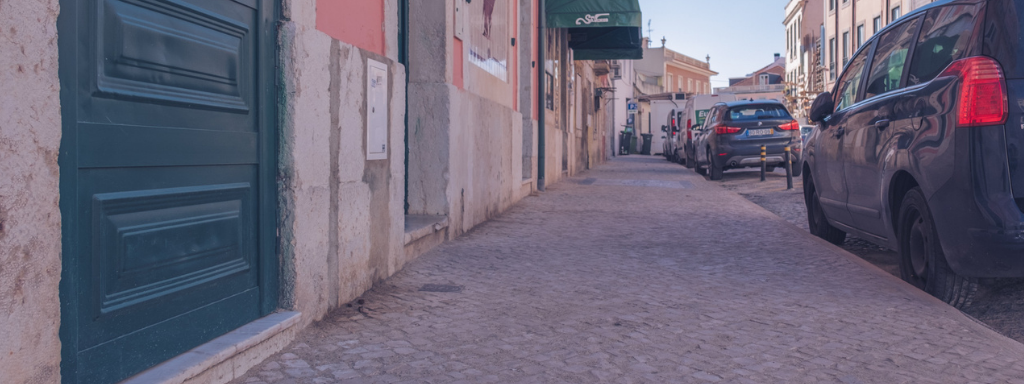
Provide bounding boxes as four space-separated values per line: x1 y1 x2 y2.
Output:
678 94 738 168
802 0 1024 308
800 125 814 145
692 100 803 180
661 108 684 162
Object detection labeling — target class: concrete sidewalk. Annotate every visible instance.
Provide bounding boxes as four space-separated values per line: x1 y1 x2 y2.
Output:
235 156 1024 383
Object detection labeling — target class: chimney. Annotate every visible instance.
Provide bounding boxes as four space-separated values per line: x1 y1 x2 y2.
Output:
774 53 781 60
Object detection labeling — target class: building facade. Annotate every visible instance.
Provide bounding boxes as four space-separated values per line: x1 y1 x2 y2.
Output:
822 0 937 91
715 54 788 101
784 0 825 121
635 38 718 97
0 0 640 383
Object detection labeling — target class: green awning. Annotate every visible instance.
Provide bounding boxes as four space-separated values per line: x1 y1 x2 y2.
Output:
547 0 644 60
546 0 642 28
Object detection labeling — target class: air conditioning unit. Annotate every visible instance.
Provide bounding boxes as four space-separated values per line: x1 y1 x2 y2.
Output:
609 61 622 80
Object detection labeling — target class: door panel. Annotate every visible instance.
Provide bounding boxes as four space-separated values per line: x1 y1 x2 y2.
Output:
59 0 276 383
841 97 893 235
844 17 921 236
813 117 853 225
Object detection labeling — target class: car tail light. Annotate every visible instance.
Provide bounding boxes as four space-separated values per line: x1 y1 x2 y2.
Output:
715 125 741 134
687 119 692 129
779 120 800 130
672 116 677 129
939 56 1008 127
687 130 692 140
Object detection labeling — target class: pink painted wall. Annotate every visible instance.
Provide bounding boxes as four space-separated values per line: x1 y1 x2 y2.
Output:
454 38 465 89
317 0 385 56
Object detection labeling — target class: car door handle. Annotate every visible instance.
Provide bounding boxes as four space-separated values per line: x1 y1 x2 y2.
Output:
874 119 890 129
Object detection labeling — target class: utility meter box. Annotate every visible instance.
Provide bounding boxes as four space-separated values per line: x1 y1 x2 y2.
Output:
367 59 388 160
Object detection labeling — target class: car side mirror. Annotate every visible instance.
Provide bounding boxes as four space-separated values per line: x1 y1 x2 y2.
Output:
661 125 668 132
808 92 834 123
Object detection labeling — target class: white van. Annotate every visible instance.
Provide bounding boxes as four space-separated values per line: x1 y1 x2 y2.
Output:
674 93 737 167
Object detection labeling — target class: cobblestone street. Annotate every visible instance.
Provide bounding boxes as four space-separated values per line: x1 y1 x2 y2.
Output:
236 156 1024 383
718 165 1024 345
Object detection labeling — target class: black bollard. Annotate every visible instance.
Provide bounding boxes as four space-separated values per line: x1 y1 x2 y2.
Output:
785 146 794 190
760 145 766 182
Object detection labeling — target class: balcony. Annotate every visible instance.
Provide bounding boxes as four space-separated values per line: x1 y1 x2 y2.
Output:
665 51 710 70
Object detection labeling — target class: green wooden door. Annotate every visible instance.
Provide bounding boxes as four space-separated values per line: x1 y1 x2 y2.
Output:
57 0 278 383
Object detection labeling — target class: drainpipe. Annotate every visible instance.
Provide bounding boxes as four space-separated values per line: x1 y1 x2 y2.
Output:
537 0 547 191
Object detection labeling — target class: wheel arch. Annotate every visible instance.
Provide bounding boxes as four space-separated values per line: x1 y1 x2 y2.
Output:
888 170 920 237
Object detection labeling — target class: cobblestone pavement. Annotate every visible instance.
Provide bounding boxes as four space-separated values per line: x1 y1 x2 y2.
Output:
236 156 1024 384
713 163 1024 346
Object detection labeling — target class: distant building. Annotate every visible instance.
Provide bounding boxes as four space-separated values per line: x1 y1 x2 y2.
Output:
715 54 787 101
635 38 718 96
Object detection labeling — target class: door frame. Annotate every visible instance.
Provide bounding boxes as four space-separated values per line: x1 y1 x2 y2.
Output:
55 0 280 381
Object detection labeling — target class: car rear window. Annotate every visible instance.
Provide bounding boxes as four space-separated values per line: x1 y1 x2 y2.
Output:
907 4 983 86
725 105 792 122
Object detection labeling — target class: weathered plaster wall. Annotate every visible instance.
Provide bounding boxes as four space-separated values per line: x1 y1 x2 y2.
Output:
0 0 63 383
447 90 525 236
279 0 406 326
407 0 531 239
518 0 536 180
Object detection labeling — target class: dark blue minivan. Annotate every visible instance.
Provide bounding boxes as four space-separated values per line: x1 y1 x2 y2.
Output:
804 0 1024 308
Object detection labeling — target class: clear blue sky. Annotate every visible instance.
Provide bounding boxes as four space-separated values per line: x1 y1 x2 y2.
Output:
638 0 788 87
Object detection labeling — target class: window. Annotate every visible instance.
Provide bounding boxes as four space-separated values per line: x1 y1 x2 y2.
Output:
545 72 554 110
842 32 850 65
688 78 693 92
829 0 835 12
667 74 674 92
857 25 865 48
787 27 791 56
873 17 882 35
891 6 901 21
678 78 683 92
908 4 983 86
829 37 837 80
759 74 770 85
834 45 870 111
727 105 793 121
865 18 920 99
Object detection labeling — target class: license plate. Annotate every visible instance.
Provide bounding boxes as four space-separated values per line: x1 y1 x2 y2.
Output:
748 128 773 136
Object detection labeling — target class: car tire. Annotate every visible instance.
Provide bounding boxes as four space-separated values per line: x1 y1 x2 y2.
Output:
792 164 802 177
708 148 724 181
695 153 707 176
685 150 695 169
766 166 776 173
805 179 846 245
897 187 977 309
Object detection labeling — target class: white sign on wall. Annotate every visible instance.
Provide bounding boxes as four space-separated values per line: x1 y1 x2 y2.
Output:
367 59 388 160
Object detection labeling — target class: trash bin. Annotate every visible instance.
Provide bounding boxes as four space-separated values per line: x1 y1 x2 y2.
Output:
630 135 638 154
619 132 632 155
640 133 653 155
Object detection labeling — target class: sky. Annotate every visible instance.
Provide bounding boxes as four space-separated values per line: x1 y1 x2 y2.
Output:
637 0 789 87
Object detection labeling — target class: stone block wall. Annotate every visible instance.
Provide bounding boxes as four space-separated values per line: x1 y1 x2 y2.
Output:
0 0 63 382
279 0 407 326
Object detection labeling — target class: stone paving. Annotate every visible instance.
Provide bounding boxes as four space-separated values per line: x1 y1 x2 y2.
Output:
235 156 1024 383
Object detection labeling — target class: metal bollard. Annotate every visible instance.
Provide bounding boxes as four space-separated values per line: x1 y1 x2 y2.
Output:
760 145 767 182
784 146 794 190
